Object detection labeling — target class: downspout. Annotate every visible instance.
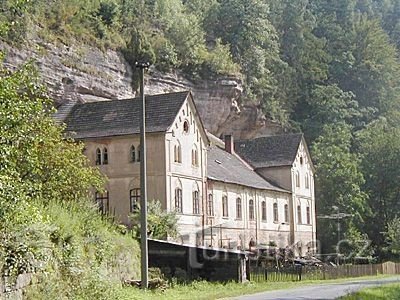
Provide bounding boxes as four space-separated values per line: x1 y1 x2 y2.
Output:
255 189 258 244
201 144 206 246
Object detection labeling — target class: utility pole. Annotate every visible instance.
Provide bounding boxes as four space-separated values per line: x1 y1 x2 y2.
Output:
136 61 150 289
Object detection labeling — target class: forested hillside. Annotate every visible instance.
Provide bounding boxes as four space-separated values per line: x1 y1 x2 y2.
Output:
1 0 400 259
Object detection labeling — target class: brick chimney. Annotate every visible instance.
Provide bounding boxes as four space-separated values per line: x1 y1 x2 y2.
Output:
225 135 234 154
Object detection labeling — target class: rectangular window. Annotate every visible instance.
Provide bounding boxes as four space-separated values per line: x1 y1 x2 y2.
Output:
297 205 302 224
249 200 255 221
95 191 109 214
175 188 182 213
284 204 289 223
222 196 228 217
306 206 311 224
207 194 214 216
193 191 200 214
273 203 278 222
261 201 267 221
236 198 242 219
130 188 140 213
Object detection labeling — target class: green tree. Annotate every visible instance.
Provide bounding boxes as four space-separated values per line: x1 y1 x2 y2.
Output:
356 118 400 255
385 216 400 257
312 122 368 253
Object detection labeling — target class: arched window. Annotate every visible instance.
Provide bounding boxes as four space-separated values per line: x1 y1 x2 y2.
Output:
306 206 311 224
305 173 309 189
295 171 300 187
284 204 289 223
174 141 181 163
137 145 141 162
236 198 242 219
183 120 189 133
175 187 182 213
130 188 140 212
261 201 267 221
300 156 304 165
222 195 228 217
103 148 108 165
297 205 302 224
273 203 279 222
207 194 214 216
130 145 136 162
95 190 109 214
193 190 200 214
95 148 101 165
249 199 255 220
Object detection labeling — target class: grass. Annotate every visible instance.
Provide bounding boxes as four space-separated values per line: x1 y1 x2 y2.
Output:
341 283 400 300
113 275 394 300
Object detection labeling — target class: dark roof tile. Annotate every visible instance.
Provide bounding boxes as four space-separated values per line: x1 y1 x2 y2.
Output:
207 146 289 193
64 91 189 139
234 134 303 168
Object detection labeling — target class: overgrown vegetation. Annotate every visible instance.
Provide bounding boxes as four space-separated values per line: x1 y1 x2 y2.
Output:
0 56 140 298
130 200 178 240
2 0 400 263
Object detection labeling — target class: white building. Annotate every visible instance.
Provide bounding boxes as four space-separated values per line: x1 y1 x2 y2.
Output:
62 91 316 255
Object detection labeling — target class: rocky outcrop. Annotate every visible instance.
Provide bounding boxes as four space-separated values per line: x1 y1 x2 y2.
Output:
0 40 135 107
0 40 283 139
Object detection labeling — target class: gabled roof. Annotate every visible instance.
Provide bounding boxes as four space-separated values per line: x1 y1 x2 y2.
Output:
207 145 289 193
234 133 303 168
64 91 190 139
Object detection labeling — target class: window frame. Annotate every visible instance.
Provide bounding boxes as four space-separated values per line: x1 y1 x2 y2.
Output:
236 198 242 220
193 190 200 215
95 148 101 165
249 199 255 221
222 195 229 218
95 191 109 214
273 202 279 223
297 205 302 224
103 147 108 165
284 204 289 223
207 194 214 216
306 206 311 224
261 201 267 221
130 145 136 163
175 187 183 213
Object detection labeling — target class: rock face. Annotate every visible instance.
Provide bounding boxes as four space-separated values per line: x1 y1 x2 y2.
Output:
0 40 283 139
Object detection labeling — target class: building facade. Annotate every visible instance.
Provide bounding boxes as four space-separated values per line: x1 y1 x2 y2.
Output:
62 91 316 255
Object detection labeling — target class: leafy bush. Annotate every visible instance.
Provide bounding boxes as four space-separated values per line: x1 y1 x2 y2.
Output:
130 200 178 240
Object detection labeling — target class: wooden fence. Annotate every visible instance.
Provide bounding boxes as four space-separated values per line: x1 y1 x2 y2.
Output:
249 262 400 282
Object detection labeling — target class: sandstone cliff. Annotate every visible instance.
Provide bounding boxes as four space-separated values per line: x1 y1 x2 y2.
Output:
0 40 282 139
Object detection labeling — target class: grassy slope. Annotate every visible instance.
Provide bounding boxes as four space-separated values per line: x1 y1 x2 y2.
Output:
341 283 400 300
113 275 393 300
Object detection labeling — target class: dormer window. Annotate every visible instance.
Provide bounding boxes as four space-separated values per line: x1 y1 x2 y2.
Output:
183 120 189 133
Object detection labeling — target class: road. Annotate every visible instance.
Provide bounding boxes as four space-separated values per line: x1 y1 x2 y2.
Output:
234 276 400 300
